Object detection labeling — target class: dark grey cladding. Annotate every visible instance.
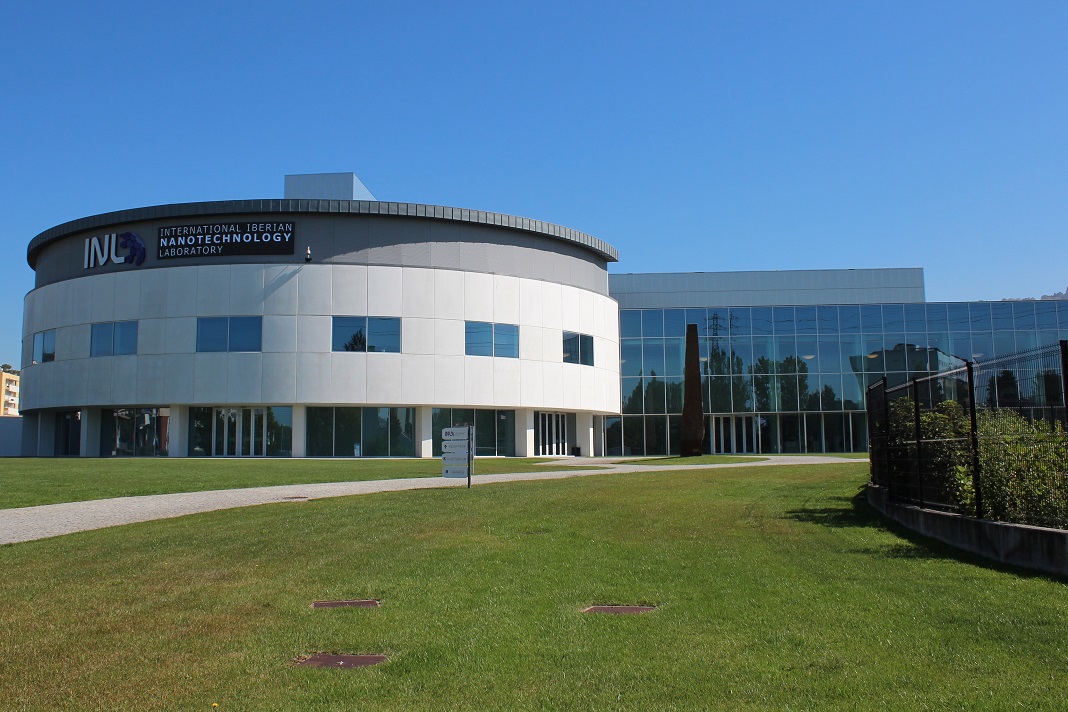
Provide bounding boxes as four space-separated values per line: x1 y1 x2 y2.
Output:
28 199 618 267
28 200 618 295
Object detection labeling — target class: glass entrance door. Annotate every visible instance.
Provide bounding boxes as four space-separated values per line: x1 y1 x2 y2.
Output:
711 415 759 454
213 407 266 456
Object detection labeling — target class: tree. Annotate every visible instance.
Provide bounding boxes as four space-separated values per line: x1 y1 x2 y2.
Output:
342 332 367 352
680 324 704 456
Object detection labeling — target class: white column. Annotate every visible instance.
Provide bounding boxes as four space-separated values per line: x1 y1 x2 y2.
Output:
515 408 535 457
37 411 56 457
576 412 594 456
415 406 433 458
80 408 101 457
168 406 188 457
291 405 307 457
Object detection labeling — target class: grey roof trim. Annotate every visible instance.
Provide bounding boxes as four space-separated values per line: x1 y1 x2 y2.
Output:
27 199 619 268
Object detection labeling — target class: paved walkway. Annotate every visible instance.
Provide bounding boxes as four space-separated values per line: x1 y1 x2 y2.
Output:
0 456 863 545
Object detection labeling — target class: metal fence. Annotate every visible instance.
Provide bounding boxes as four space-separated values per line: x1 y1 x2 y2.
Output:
868 340 1068 529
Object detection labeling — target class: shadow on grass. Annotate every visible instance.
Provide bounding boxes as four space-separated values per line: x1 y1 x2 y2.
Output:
785 487 1068 581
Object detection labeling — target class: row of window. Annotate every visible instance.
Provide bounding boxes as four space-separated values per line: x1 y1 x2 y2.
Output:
604 412 870 456
29 318 594 363
621 302 1068 339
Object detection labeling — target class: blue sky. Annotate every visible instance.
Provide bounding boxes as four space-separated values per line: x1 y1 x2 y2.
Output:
2 1 1066 365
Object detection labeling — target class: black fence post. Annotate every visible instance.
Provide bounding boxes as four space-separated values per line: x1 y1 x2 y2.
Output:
912 379 924 508
966 361 983 520
881 378 891 496
1060 340 1068 428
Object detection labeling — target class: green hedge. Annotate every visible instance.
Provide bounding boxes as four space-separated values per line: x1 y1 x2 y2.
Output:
886 399 1068 528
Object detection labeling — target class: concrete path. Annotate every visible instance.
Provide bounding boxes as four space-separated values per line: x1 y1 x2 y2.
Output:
0 456 864 545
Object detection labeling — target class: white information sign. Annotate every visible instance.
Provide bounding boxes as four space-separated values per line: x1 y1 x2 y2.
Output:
442 426 474 485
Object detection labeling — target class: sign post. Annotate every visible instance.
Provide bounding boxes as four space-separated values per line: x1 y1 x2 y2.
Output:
441 426 475 488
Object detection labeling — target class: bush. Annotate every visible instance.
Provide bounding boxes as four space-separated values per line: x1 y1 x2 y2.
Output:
975 409 1068 528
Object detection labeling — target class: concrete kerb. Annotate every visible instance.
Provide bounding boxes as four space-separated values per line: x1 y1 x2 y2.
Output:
0 455 864 545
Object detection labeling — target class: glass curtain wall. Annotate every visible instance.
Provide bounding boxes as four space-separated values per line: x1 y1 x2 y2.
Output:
187 406 292 457
617 302 1068 454
431 408 516 456
305 407 416 457
100 408 170 457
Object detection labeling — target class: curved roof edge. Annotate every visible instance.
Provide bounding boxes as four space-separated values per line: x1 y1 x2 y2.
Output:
27 199 619 269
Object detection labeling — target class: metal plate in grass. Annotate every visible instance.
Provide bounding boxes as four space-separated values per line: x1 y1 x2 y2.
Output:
296 653 387 668
582 605 657 614
310 599 381 609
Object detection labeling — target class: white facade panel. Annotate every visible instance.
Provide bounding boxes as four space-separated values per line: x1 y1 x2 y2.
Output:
138 319 167 355
297 264 332 315
401 354 435 404
328 353 368 404
402 268 435 318
367 266 403 316
229 265 265 315
227 353 263 403
193 353 228 403
196 265 230 316
111 271 142 321
434 355 465 405
165 317 197 354
493 275 521 325
464 271 494 322
402 317 435 355
262 315 297 353
264 265 300 315
433 269 465 320
366 353 402 403
261 352 297 404
165 267 198 317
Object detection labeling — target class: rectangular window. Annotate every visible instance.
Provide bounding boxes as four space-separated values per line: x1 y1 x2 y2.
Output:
564 331 595 366
333 317 366 351
332 317 401 352
196 317 229 352
91 321 139 357
493 323 519 358
228 317 262 352
367 317 401 353
465 321 494 356
196 317 262 352
91 322 115 357
562 332 580 363
466 321 517 357
114 321 138 355
31 330 57 364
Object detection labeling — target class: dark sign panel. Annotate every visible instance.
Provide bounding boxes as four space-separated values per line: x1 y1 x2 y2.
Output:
157 222 296 259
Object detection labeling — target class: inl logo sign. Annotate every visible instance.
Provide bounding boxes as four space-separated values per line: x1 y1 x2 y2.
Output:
83 232 146 269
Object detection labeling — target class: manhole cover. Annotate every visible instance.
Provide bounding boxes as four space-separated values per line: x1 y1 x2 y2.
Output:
296 653 387 668
310 599 380 609
582 605 657 614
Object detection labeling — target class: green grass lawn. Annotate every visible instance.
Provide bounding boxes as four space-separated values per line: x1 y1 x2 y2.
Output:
2 461 1065 710
0 457 599 509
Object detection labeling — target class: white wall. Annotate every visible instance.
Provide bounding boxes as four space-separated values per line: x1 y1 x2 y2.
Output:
21 264 620 414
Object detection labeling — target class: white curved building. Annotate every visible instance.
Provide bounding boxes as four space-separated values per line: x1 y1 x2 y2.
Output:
21 174 621 458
